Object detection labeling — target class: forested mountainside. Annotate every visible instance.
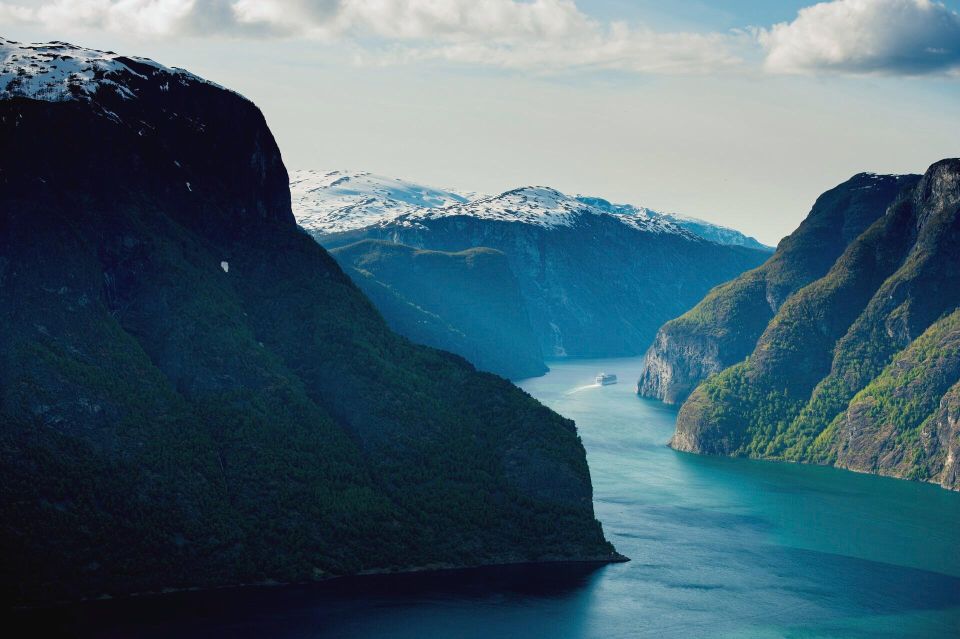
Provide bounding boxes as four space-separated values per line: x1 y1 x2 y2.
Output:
298 176 770 361
330 240 546 380
638 173 918 405
664 160 960 490
0 38 620 606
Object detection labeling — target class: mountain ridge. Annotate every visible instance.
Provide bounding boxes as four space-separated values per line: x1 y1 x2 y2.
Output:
661 159 960 491
298 170 771 361
291 168 772 249
638 172 919 405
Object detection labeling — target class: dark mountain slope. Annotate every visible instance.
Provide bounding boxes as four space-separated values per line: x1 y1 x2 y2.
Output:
0 41 619 606
321 207 769 360
671 159 960 490
295 174 769 370
330 240 546 380
638 173 917 404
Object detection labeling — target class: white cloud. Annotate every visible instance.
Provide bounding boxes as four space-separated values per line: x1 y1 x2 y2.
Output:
759 0 960 76
0 0 744 74
0 2 32 22
0 0 294 37
383 24 747 74
336 0 748 74
3 0 960 77
337 0 588 40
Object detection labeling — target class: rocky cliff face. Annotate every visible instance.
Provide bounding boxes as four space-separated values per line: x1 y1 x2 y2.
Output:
321 205 769 360
638 173 917 404
831 309 960 489
0 39 620 606
669 159 960 491
927 383 960 489
330 240 546 380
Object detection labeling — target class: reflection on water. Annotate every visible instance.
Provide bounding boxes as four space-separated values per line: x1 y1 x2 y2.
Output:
18 357 960 638
33 564 608 639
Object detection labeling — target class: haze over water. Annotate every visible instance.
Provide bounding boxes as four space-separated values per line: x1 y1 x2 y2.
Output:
36 358 960 638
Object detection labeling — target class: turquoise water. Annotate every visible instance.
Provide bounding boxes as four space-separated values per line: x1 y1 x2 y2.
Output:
30 357 960 638
519 357 960 638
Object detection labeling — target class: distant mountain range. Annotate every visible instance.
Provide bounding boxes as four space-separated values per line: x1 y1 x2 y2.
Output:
575 195 772 252
0 38 621 605
292 170 772 251
293 170 772 377
640 161 960 491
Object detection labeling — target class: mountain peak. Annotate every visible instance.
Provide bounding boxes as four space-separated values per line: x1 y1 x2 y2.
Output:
293 170 713 237
916 158 960 208
1 37 292 230
289 169 470 234
499 185 570 201
430 185 603 229
0 36 227 105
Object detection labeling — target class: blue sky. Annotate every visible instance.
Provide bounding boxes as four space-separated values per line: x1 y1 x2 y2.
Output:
589 0 958 30
2 0 959 243
582 1 813 28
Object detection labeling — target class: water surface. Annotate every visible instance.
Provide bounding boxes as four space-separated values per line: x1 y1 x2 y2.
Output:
28 357 960 638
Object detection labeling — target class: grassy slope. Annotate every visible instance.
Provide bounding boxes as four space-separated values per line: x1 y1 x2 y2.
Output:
639 174 915 404
823 308 960 487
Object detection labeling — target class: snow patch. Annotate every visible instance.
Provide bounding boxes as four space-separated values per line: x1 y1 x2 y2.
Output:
291 169 696 238
0 37 228 106
290 169 471 234
394 186 689 235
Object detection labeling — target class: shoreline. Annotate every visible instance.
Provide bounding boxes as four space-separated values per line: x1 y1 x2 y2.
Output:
667 442 960 493
12 553 630 612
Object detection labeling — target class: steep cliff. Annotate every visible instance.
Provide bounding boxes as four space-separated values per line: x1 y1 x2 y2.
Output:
671 159 960 490
0 39 620 606
638 173 918 404
829 308 960 488
330 240 546 380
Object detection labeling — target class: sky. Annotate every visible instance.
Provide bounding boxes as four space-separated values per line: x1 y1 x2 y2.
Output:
2 1 959 244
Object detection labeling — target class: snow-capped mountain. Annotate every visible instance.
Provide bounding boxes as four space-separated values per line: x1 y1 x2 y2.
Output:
399 187 694 236
300 170 772 360
0 37 226 105
291 169 769 250
1 37 291 233
578 196 773 252
290 169 471 234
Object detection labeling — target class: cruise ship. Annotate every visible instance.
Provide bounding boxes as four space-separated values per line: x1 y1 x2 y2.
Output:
595 372 618 386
